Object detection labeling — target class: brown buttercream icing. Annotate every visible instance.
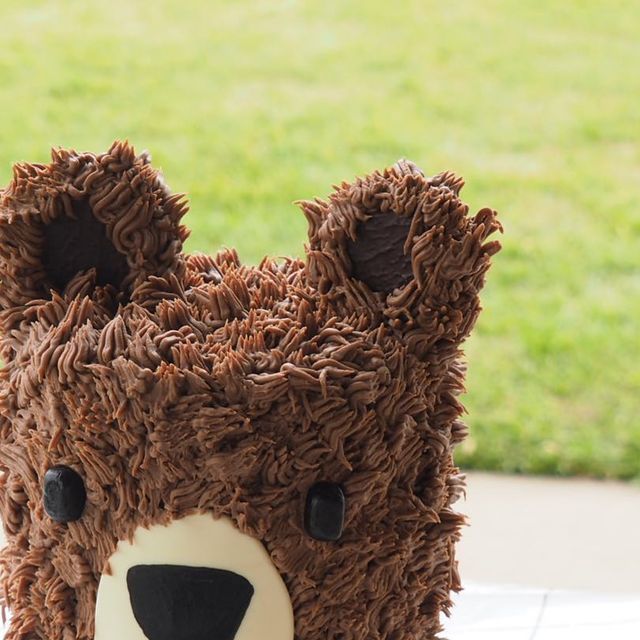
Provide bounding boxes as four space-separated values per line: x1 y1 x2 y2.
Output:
0 143 501 639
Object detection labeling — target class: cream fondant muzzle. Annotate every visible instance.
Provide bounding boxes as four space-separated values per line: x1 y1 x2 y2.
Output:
95 514 294 640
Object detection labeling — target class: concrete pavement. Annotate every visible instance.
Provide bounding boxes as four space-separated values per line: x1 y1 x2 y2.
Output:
456 471 640 593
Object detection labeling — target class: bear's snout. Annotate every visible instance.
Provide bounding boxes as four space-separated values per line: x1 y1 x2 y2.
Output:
127 565 254 640
94 514 294 640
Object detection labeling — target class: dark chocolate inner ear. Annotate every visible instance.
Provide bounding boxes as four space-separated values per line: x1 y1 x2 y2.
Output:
42 197 129 292
346 213 413 294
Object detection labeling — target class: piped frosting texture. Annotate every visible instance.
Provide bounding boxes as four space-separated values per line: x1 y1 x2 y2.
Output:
0 143 501 640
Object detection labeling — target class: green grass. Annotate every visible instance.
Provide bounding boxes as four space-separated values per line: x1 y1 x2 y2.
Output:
0 0 638 479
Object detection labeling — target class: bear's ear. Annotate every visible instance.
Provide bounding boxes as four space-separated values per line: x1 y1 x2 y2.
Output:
0 142 189 328
300 160 502 354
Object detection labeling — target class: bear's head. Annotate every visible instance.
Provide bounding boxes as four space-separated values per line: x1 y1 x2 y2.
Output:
0 142 501 640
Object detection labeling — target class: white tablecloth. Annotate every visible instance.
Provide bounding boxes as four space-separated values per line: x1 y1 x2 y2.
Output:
442 584 640 640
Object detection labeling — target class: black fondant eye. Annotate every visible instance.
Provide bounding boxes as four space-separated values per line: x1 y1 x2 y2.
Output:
44 466 87 523
304 482 345 542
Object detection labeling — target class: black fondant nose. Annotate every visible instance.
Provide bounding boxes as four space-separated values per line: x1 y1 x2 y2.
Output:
127 565 254 640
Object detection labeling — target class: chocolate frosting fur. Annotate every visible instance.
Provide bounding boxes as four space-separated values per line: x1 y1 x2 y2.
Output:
0 143 501 639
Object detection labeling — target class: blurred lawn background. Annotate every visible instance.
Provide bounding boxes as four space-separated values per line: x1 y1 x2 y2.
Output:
0 1 638 479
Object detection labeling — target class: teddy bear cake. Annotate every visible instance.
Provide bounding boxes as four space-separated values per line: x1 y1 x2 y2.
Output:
0 142 501 640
